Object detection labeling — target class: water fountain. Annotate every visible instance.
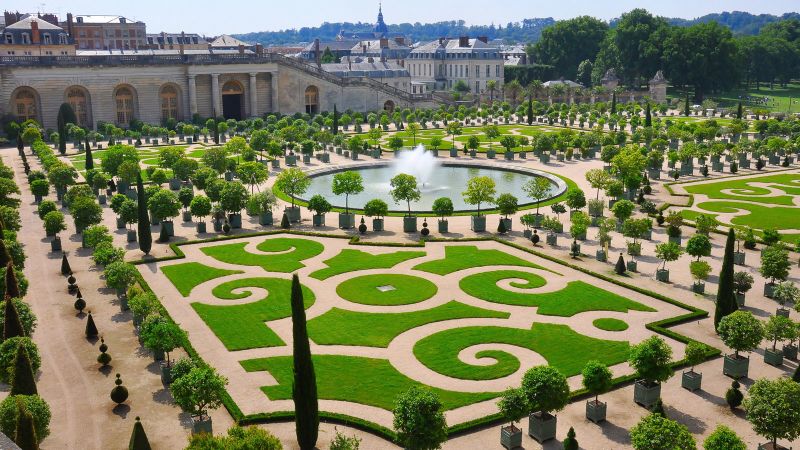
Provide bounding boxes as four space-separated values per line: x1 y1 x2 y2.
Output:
392 145 440 187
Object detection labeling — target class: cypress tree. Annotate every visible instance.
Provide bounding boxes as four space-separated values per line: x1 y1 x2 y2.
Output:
56 103 76 155
332 104 339 135
737 101 743 120
0 240 11 269
10 344 37 396
715 228 738 330
610 92 617 114
16 131 23 153
128 416 152 450
84 137 90 153
3 295 25 340
85 142 94 170
290 274 318 450
684 95 690 116
5 263 21 301
526 98 533 125
615 253 626 275
645 103 652 127
85 311 98 338
13 399 38 450
136 174 152 255
60 252 72 276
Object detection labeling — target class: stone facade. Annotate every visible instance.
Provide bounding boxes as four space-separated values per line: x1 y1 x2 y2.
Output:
408 36 504 95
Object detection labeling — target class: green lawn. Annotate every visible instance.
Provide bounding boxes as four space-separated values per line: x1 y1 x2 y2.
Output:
593 318 629 332
309 249 426 280
459 271 654 316
695 201 800 232
413 245 546 275
200 238 324 273
335 274 437 306
413 323 630 380
192 277 315 350
161 262 243 296
307 301 508 347
684 174 800 206
240 354 498 411
712 83 800 113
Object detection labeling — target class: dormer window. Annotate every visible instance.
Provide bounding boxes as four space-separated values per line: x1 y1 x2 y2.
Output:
59 34 67 44
43 34 52 45
4 34 12 44
21 33 30 44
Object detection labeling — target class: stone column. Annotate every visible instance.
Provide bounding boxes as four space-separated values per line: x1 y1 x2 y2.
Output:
211 73 221 118
270 72 278 114
249 72 258 117
188 74 198 116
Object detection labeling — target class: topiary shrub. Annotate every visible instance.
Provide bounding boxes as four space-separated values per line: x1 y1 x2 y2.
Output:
0 338 40 383
111 373 129 404
562 426 578 450
280 213 290 229
0 395 50 442
97 337 111 366
0 299 37 340
36 201 57 221
725 380 743 410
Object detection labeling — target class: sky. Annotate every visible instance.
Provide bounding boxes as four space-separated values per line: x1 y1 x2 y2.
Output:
4 0 799 36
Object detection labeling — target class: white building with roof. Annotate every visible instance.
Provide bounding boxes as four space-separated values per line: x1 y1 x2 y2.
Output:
407 36 503 95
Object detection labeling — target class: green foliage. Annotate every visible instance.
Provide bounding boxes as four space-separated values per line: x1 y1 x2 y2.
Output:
703 425 746 450
103 261 138 291
363 199 388 218
274 168 310 208
185 425 282 450
563 426 578 450
582 360 613 401
717 311 764 356
42 211 66 236
0 338 40 383
715 229 738 329
390 174 421 216
10 344 37 396
521 365 569 414
329 429 361 450
36 200 56 220
764 315 796 350
726 381 743 409
147 189 180 221
68 196 102 232
189 195 212 220
565 187 586 211
431 197 454 219
128 292 161 321
161 262 242 297
128 417 151 450
91 241 125 267
219 181 249 214
169 366 228 421
629 413 695 450
655 242 683 270
744 377 800 445
331 171 364 213
414 245 542 275
307 195 332 216
495 193 519 218
0 395 50 443
82 225 112 249
610 199 635 222
684 341 709 371
290 274 318 450
686 233 712 260
336 274 437 306
100 145 138 177
497 387 527 426
0 299 36 339
628 336 673 384
393 386 447 450
760 244 791 283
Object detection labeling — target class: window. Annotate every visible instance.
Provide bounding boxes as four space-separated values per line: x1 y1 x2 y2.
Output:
59 34 67 44
115 87 134 125
43 34 51 45
4 34 12 44
67 87 89 126
21 33 30 44
160 85 179 121
13 89 38 122
486 65 490 77
476 65 480 78
304 86 319 114
466 65 469 77
476 81 480 93
496 65 500 77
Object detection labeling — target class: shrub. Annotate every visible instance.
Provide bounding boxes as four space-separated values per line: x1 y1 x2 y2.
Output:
329 428 362 450
307 195 332 216
178 187 194 210
42 211 66 236
629 413 695 450
0 267 28 300
686 233 712 260
744 377 800 447
703 425 746 450
0 395 50 442
147 189 180 222
497 387 527 429
726 381 743 409
128 292 160 319
91 242 125 267
392 386 447 450
189 195 212 221
103 262 138 292
0 338 40 383
760 244 791 284
36 200 57 220
69 196 102 232
30 179 49 198
582 360 613 403
170 357 198 383
185 425 282 450
0 299 36 339
431 197 454 220
82 225 112 249
109 193 128 215
170 366 228 421
363 199 389 218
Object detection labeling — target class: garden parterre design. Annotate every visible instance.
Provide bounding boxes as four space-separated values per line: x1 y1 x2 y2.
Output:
137 233 692 429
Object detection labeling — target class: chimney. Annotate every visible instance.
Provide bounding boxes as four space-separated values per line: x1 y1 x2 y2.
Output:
394 36 405 46
438 37 445 45
255 43 263 54
459 36 469 47
379 37 388 49
238 44 244 54
477 36 488 44
314 38 321 67
31 20 41 44
66 13 74 38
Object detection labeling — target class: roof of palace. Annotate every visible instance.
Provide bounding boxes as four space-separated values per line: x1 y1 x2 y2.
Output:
322 60 409 78
5 15 64 31
73 15 143 25
209 34 249 47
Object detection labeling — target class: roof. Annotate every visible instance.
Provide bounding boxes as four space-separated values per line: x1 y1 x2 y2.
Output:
73 15 142 24
601 68 618 82
350 39 409 53
543 79 583 88
5 16 64 31
303 40 359 52
210 35 248 47
411 38 498 54
322 60 409 78
76 48 255 56
650 70 667 83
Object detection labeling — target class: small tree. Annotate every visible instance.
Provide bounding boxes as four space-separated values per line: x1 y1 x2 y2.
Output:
103 261 138 293
744 377 800 449
628 336 673 387
694 214 719 235
363 199 388 220
431 197 454 222
496 387 527 432
630 413 695 450
564 187 586 213
307 195 331 218
717 311 764 358
733 271 754 295
764 315 795 352
275 168 310 210
170 366 228 424
521 365 569 419
726 380 744 409
462 176 496 216
136 175 152 255
582 360 613 404
585 168 611 199
684 341 708 373
390 174 421 217
147 189 180 223
331 171 364 215
42 211 66 237
655 242 683 271
142 320 185 366
761 244 791 286
703 424 746 450
523 177 552 216
189 196 212 224
689 260 711 285
69 197 102 233
393 386 447 450
219 181 249 216
774 281 800 309
610 199 635 223
495 193 518 219
686 234 711 260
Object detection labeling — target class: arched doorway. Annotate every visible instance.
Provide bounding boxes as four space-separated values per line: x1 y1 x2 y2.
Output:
65 86 92 127
11 87 39 123
113 85 137 126
159 84 180 123
222 81 244 120
383 100 395 113
304 86 319 115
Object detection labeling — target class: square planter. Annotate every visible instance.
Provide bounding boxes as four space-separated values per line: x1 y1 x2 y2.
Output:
160 363 173 385
182 211 192 222
302 154 311 164
504 151 514 161
736 292 746 307
438 220 449 233
471 215 486 232
285 155 297 166
765 348 784 367
656 269 670 283
116 216 126 229
527 412 556 443
127 230 137 242
523 229 532 239
668 235 682 246
585 400 607 423
681 371 702 391
152 349 165 361
403 216 418 233
98 194 107 205
320 153 330 163
487 150 496 159
350 151 359 161
500 218 512 231
371 149 381 159
734 251 746 266
500 425 522 450
539 153 550 164
192 418 212 435
169 179 181 190
633 380 661 409
259 212 273 226
372 218 384 231
119 295 129 311
647 168 661 180
783 344 798 361
285 207 301 223
313 214 326 227
450 148 458 157
692 282 706 294
161 221 175 237
271 159 280 169
470 150 477 158
224 172 234 182
627 260 638 272
596 249 607 262
723 354 749 379
338 213 355 229
764 283 776 298
546 233 557 246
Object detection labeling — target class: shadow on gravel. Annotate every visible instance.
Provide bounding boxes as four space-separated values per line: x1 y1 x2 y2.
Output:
113 404 131 418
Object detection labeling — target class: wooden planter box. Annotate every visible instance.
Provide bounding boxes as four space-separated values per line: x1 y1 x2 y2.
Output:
284 155 297 166
192 418 212 435
169 179 181 190
736 293 746 307
338 213 354 229
527 412 557 443
116 217 126 229
627 260 638 272
500 425 522 450
313 214 326 227
438 220 449 233
500 218 512 231
504 151 515 161
783 344 798 361
372 218 384 232
228 214 242 229
596 249 607 262
723 354 749 379
764 283 776 298
633 380 661 409
681 371 702 391
692 282 706 294
127 230 137 242
585 400 607 423
656 269 670 283
403 216 418 233
777 308 790 318
258 212 273 226
546 233 557 246
271 159 280 169
471 215 486 232
764 348 784 367
734 251 746 266
161 220 175 236
160 363 173 385
196 222 207 234
285 207 301 223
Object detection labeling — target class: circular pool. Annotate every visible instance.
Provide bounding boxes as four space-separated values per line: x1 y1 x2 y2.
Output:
299 162 567 213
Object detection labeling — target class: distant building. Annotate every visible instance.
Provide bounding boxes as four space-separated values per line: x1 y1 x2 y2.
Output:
145 32 205 50
1 15 75 56
649 70 667 103
208 34 252 51
600 69 619 90
500 45 527 66
349 37 410 61
407 36 504 94
543 79 583 89
337 3 403 41
322 59 410 92
64 14 146 50
300 39 357 63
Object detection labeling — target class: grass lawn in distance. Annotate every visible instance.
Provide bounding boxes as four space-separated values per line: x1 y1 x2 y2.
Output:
413 245 546 275
459 270 654 316
712 82 800 113
240 354 498 411
192 277 315 350
200 237 324 272
161 262 243 296
593 318 629 331
413 323 630 380
684 173 800 206
696 201 800 231
307 301 509 347
336 274 437 306
309 249 426 280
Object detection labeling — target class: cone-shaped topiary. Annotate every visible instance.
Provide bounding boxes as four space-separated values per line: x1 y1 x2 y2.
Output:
0 242 11 274
714 228 738 331
615 253 626 275
280 213 290 229
13 398 38 450
563 426 578 450
290 274 318 450
60 253 71 277
85 312 98 338
56 103 76 155
10 344 37 396
97 337 111 367
157 225 169 243
111 373 129 404
5 262 20 299
497 218 507 234
137 174 152 256
84 143 94 171
3 293 25 340
128 416 151 450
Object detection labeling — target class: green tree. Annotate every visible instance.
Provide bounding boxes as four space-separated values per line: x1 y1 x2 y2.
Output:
744 377 800 448
431 197 454 221
521 365 569 419
715 229 738 330
613 9 670 86
628 336 673 386
582 360 612 404
760 244 791 285
201 146 230 174
392 386 447 450
56 103 77 155
170 366 227 425
10 343 37 396
630 413 695 450
533 16 609 81
275 168 310 210
331 171 364 214
147 189 180 223
390 174 421 217
704 424 746 450
0 395 50 444
136 175 152 255
686 233 711 260
185 425 281 449
496 387 527 430
219 181 249 215
717 311 764 357
655 242 683 271
523 177 552 216
101 145 139 178
290 274 318 450
462 176 496 216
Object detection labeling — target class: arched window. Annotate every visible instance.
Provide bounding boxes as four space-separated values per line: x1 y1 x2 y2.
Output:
67 87 89 126
115 87 134 125
222 81 243 95
304 86 319 115
13 88 38 122
160 85 179 122
383 100 395 113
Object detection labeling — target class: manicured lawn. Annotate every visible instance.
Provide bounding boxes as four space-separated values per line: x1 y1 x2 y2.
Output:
192 277 315 350
240 354 498 411
593 318 629 332
679 209 716 222
459 271 654 316
336 274 437 306
161 262 243 296
200 237 324 272
697 201 800 231
309 249 426 280
712 82 800 112
413 323 630 380
307 301 508 347
413 245 546 275
684 174 800 206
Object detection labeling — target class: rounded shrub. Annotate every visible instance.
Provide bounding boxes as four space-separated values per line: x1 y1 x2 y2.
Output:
111 373 129 404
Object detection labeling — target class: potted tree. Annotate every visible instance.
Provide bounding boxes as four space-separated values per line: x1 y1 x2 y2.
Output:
170 365 228 435
772 281 799 317
332 170 363 229
733 271 754 307
744 378 800 450
274 168 310 223
119 199 139 242
623 218 650 256
178 187 194 223
246 191 276 226
717 310 764 379
522 366 569 443
497 388 526 449
565 187 586 218
681 341 708 392
689 260 712 294
596 217 616 262
655 242 683 282
686 233 712 261
463 176 496 232
141 319 186 384
364 199 388 232
629 336 673 409
307 195 331 227
31 178 49 204
43 210 67 252
431 197 454 234
523 177 552 229
569 211 590 243
390 173 422 233
393 386 448 450
147 189 180 237
763 315 794 367
733 227 748 265
189 195 212 234
104 261 138 300
664 211 683 246
220 181 248 229
496 193 518 231
582 360 612 423
610 199 635 232
761 245 791 299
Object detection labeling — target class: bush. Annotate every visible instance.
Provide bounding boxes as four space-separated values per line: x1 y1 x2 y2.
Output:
185 425 282 450
629 413 695 450
82 225 112 249
392 386 447 450
0 299 37 339
0 337 40 383
103 262 139 292
36 200 57 220
703 424 746 450
147 189 181 222
744 377 800 446
0 395 50 442
307 194 332 216
128 292 160 319
91 241 125 267
245 192 276 217
69 196 102 232
363 199 388 218
42 211 66 237
521 365 569 415
170 357 198 383
329 428 362 450
30 179 49 198
726 380 743 409
0 267 28 301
